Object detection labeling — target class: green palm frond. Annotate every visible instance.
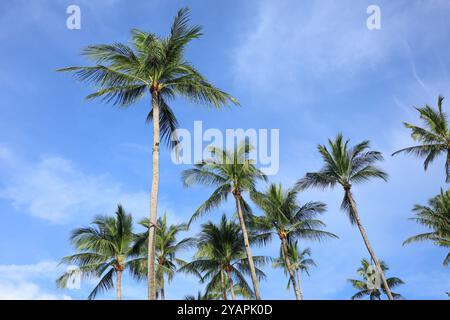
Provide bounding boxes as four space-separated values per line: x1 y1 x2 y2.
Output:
56 205 135 299
393 96 450 181
404 189 450 266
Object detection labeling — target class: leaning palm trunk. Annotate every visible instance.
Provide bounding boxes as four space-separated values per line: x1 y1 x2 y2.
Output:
116 270 122 300
234 194 261 300
148 91 160 300
281 237 300 300
226 269 236 300
295 268 304 300
220 269 228 300
347 190 394 300
160 275 165 300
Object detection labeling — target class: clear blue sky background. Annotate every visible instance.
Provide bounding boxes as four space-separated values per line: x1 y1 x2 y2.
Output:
0 0 449 300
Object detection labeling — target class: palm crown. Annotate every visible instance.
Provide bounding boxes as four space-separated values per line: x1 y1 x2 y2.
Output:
182 142 267 223
179 214 267 299
393 96 450 182
273 244 316 277
59 7 238 148
56 205 136 300
348 258 404 300
132 212 194 298
403 189 450 266
250 183 336 242
297 134 388 224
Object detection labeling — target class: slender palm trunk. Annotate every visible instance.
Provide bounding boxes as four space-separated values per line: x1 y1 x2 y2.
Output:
160 274 165 300
295 268 304 300
221 269 228 300
346 190 394 300
280 237 300 300
148 90 160 300
116 270 122 300
234 194 261 300
226 269 236 300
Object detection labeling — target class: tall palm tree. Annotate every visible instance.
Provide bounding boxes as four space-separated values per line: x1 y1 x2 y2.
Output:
179 214 267 300
132 212 195 299
403 189 450 266
273 243 316 300
348 258 404 300
182 142 267 299
56 205 137 300
392 96 450 182
296 134 395 300
58 8 238 299
250 183 337 300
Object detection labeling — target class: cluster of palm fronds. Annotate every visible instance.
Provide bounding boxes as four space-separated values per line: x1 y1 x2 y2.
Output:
56 7 449 300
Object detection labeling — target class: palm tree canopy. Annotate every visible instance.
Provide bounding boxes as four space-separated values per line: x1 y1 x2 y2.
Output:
132 212 195 282
392 96 450 181
273 241 316 289
348 258 404 300
56 205 136 299
403 189 450 266
250 183 337 243
58 7 238 148
179 214 268 298
182 142 267 223
296 134 388 223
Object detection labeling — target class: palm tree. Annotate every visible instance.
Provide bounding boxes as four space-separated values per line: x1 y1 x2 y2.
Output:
250 183 336 300
273 243 316 300
179 214 267 300
392 96 450 182
296 134 395 300
56 205 137 300
132 212 195 299
58 8 238 299
182 142 267 299
348 258 404 300
403 189 450 266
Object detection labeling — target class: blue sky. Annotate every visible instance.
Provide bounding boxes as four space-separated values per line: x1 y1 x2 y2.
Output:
0 0 449 299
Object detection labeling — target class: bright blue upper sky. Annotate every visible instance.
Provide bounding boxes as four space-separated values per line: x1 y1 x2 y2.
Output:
0 0 449 300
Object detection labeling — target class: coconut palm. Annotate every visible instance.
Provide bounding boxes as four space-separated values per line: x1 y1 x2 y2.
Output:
273 243 316 300
392 96 450 182
348 258 404 300
56 205 137 300
250 183 336 300
179 214 267 300
296 134 395 300
58 7 238 299
403 189 450 266
182 142 267 299
132 212 195 299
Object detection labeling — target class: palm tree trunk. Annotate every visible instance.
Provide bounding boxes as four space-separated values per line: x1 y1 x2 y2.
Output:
160 274 165 300
281 237 300 300
116 270 122 300
346 190 394 300
234 194 261 300
226 269 236 300
221 269 228 300
295 268 304 300
148 90 160 300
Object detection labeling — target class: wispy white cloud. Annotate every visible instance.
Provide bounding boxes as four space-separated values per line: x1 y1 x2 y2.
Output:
0 146 152 224
0 261 70 300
